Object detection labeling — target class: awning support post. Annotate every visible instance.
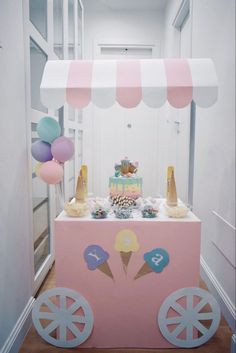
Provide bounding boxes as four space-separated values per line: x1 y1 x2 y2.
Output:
188 100 196 210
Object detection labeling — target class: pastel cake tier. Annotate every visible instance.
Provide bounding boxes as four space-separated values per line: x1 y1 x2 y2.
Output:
109 176 142 199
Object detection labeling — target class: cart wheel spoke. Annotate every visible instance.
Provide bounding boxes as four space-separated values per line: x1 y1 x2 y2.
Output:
186 323 193 341
38 312 57 320
193 298 208 313
186 294 193 310
196 312 214 320
67 301 82 314
69 322 82 337
32 287 94 348
166 316 183 325
72 315 86 324
157 287 221 348
44 298 59 313
172 323 186 338
193 320 209 335
59 295 67 311
171 302 186 316
59 323 67 341
44 320 59 335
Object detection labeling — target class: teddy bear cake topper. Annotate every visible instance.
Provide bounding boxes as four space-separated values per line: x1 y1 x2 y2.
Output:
114 157 139 177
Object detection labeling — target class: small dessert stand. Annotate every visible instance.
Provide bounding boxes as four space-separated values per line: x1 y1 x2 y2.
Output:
32 58 220 349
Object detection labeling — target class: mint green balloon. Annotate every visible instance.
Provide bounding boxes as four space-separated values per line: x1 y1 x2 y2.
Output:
37 117 61 143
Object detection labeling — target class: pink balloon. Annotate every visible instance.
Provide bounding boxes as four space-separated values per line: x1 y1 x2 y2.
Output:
51 136 74 162
39 161 63 184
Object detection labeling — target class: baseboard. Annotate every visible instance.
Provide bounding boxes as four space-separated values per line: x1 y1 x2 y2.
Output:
232 334 236 353
200 255 236 331
1 296 35 353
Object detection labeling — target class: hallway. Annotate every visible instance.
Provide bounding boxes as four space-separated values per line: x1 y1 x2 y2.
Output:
0 0 235 352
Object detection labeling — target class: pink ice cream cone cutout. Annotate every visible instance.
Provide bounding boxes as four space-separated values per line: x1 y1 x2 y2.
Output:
114 229 140 274
134 248 169 280
84 245 114 280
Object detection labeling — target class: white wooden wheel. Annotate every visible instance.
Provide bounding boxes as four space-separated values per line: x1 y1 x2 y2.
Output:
157 287 221 348
32 287 93 348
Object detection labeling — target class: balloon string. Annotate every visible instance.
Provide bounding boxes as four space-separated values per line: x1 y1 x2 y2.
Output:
56 182 65 211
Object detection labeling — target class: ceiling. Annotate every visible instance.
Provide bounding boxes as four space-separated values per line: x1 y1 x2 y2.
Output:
83 0 167 11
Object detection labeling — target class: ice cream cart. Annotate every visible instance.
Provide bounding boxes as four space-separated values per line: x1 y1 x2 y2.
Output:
32 59 220 349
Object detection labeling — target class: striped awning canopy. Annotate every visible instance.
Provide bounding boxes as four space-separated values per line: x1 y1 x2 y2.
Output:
40 59 218 109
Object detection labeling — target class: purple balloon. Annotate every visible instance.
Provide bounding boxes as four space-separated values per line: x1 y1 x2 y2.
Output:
51 136 74 162
31 140 53 162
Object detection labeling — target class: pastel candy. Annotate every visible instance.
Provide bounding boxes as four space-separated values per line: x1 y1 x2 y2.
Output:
84 245 109 270
144 248 169 273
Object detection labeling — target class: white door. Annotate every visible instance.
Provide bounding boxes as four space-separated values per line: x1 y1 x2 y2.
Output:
24 0 84 294
90 42 160 198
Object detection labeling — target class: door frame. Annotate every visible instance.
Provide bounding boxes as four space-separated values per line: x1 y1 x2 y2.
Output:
23 0 84 294
94 38 160 58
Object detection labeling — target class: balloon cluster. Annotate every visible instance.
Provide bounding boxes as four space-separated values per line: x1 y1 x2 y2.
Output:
31 117 74 184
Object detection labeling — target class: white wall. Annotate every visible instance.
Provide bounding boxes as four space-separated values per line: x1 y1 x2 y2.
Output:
83 6 164 58
0 1 33 351
191 0 235 330
82 2 165 196
162 0 235 334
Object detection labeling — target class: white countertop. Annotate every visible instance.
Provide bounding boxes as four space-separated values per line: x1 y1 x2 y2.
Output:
56 198 201 223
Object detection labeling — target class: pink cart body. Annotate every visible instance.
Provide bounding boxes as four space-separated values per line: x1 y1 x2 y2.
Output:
55 209 201 348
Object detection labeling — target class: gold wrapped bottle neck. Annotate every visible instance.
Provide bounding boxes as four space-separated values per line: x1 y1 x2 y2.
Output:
166 167 178 207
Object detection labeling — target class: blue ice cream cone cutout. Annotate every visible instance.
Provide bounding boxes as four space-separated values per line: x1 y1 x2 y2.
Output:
134 248 169 280
84 245 114 280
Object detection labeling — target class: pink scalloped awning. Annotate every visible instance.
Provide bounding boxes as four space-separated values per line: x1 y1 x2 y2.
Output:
40 59 218 109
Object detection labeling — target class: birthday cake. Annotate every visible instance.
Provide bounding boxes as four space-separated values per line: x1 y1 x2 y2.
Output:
109 158 142 200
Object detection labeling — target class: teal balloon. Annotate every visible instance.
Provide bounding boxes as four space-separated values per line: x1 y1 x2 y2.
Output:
37 117 61 143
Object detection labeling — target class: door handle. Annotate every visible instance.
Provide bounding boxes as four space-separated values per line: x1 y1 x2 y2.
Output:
174 121 181 134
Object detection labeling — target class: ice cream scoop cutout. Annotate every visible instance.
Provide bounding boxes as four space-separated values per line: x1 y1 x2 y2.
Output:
144 248 169 272
114 229 140 273
115 229 139 253
84 245 113 279
134 248 169 280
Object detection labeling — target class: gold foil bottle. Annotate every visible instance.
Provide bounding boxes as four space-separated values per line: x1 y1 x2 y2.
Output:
75 170 85 203
166 166 174 198
166 166 178 207
81 165 88 198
